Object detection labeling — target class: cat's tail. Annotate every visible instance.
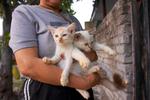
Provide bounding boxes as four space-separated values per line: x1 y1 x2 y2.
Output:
100 75 128 91
113 73 128 89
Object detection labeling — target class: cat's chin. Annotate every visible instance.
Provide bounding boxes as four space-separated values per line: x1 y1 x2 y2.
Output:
58 41 73 45
83 49 91 52
58 43 72 47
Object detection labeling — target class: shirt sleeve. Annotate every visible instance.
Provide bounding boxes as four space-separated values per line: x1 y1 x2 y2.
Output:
9 5 37 53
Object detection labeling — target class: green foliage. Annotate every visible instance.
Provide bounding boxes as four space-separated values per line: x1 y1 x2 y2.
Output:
12 65 20 80
61 0 76 15
0 0 4 16
4 32 10 45
0 0 77 16
0 0 40 16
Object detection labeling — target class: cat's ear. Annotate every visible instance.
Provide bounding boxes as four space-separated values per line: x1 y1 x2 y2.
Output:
67 23 76 34
74 32 82 41
87 27 96 35
47 25 56 34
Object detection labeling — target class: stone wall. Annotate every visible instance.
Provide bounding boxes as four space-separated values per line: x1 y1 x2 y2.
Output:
87 0 133 100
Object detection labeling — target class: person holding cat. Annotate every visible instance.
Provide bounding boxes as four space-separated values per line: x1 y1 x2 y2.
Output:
9 0 101 100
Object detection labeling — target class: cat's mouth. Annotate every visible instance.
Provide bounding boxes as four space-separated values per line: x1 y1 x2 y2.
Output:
88 44 92 48
59 39 63 43
87 44 92 50
85 46 92 52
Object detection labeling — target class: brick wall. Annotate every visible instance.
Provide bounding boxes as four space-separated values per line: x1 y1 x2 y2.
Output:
87 0 133 100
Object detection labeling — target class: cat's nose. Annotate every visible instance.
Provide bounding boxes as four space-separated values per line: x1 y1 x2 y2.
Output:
59 38 63 43
85 43 91 48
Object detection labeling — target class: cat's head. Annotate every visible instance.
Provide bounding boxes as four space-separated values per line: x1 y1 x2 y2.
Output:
74 30 94 52
48 23 76 45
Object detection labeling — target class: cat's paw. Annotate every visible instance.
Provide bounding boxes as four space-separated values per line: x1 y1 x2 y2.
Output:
42 57 55 64
76 89 90 99
60 73 69 86
107 49 116 55
42 57 50 64
88 66 100 74
79 58 90 68
88 66 107 79
80 91 90 99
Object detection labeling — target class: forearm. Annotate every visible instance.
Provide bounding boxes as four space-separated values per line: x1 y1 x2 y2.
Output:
31 58 89 88
14 48 96 90
16 56 90 89
26 57 62 85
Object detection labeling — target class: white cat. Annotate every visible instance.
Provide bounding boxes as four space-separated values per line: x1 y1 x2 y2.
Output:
74 30 115 54
42 23 100 99
73 30 128 90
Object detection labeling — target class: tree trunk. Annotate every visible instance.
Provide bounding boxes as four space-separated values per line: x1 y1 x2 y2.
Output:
0 46 17 100
0 0 17 100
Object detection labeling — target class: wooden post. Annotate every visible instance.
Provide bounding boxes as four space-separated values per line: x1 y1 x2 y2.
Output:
102 0 107 17
143 0 150 99
131 0 144 100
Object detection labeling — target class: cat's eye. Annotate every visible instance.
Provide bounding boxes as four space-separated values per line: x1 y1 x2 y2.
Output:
85 43 89 46
63 34 67 37
55 35 58 37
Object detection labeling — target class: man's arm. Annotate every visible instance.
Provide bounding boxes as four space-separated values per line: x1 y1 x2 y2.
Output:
15 47 100 90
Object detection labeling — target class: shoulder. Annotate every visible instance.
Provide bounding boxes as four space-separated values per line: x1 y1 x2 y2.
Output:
12 4 38 16
13 4 33 12
12 5 37 21
12 4 32 16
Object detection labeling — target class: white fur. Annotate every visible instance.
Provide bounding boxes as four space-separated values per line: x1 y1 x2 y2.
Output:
73 30 128 91
74 30 115 55
42 25 126 99
42 23 93 99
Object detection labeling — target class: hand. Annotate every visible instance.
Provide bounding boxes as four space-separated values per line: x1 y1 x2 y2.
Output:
83 49 98 62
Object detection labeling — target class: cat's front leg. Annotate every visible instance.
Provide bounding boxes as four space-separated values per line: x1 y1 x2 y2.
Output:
42 55 61 64
60 57 73 86
88 66 106 77
42 57 53 64
93 42 115 55
72 48 90 68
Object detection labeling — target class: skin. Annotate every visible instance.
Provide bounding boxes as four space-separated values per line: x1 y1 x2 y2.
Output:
39 0 62 13
14 0 101 90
